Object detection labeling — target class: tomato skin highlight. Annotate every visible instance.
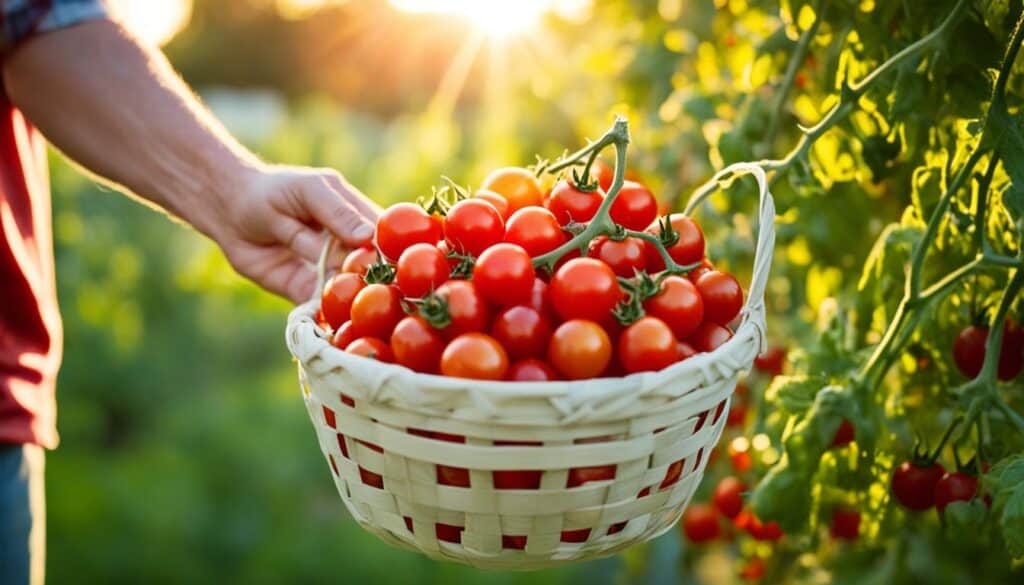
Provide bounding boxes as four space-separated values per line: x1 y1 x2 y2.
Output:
610 180 658 230
435 280 491 339
376 203 442 261
548 319 612 380
345 337 394 362
891 461 946 510
681 503 720 543
933 471 979 513
550 258 623 323
472 243 535 307
712 476 745 519
527 278 554 318
342 246 377 276
321 272 366 329
481 167 544 213
688 322 733 353
350 284 403 340
696 270 744 325
589 236 647 277
440 333 509 380
395 243 449 298
504 206 567 258
444 199 505 257
618 317 679 374
473 189 510 220
507 358 559 381
644 275 704 339
491 306 552 361
830 507 860 541
391 316 445 374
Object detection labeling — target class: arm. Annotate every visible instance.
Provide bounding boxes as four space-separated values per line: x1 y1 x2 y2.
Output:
2 18 379 302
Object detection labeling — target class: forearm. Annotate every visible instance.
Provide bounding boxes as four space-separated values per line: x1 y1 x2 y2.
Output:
2 19 258 242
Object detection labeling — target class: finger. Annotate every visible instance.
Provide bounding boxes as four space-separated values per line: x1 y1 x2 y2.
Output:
284 264 318 304
324 171 383 222
271 216 323 264
299 174 375 248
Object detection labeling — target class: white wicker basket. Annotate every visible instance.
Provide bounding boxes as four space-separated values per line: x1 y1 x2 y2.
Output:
286 163 775 570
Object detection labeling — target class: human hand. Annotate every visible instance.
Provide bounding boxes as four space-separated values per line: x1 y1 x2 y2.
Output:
211 165 380 303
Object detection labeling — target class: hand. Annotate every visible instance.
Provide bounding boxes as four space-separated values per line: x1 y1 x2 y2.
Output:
212 165 380 303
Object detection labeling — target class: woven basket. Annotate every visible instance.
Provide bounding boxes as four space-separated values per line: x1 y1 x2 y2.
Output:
286 163 775 570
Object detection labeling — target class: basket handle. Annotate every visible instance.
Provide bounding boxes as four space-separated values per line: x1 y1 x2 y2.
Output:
314 235 340 303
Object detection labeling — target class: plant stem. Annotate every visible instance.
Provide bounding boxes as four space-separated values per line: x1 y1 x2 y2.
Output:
763 1 824 150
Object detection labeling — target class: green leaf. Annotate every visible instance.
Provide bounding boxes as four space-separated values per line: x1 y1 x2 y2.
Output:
984 455 1024 559
749 458 813 533
764 375 825 414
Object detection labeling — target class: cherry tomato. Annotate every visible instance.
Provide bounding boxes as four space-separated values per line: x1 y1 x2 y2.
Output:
747 514 783 541
492 306 552 361
492 439 544 489
712 476 745 519
443 199 504 257
440 333 509 380
687 258 715 283
546 179 604 225
480 167 544 213
618 317 679 374
472 243 535 306
567 465 616 487
891 460 946 510
644 275 704 339
689 322 733 353
345 337 393 362
342 246 377 276
589 236 647 277
696 271 744 325
591 159 615 192
395 243 449 298
1001 318 1024 380
391 316 445 374
934 471 979 513
504 206 566 257
830 507 860 541
507 359 559 381
830 419 855 448
350 284 403 339
321 272 365 329
435 280 491 338
754 346 787 376
610 180 658 230
528 278 554 318
330 321 355 350
548 320 612 380
681 503 720 543
435 523 463 544
954 320 1024 380
677 341 697 361
550 258 623 323
739 558 766 581
646 214 705 271
473 189 510 220
376 202 441 261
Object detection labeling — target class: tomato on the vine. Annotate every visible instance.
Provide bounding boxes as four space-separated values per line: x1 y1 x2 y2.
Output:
618 317 679 373
503 206 566 258
934 471 979 513
830 419 855 448
591 159 615 193
345 337 393 362
955 320 1024 380
391 316 445 374
546 179 604 225
644 275 704 339
376 202 441 261
689 322 733 353
433 280 491 338
350 284 403 339
696 271 744 325
686 258 715 283
753 346 786 376
589 236 647 277
507 359 559 381
480 167 544 213
891 461 946 510
746 514 783 541
610 180 658 230
395 243 449 298
548 319 612 380
681 503 720 543
549 258 622 323
321 272 365 329
646 214 705 270
739 558 766 582
444 198 505 257
473 189 510 220
712 476 745 519
1001 319 1024 379
440 333 509 380
342 245 377 276
830 507 860 541
491 306 552 361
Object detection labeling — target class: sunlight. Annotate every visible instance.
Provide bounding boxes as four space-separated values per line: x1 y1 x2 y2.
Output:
390 0 555 37
111 0 192 47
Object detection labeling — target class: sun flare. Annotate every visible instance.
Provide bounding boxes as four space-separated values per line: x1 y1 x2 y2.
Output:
389 0 555 37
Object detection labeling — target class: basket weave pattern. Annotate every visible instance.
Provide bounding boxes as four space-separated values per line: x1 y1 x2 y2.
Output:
286 164 775 569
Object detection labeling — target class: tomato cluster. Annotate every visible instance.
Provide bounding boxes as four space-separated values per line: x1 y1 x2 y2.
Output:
317 165 745 382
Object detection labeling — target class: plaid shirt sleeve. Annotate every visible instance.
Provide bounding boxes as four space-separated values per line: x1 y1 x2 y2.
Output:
0 0 110 55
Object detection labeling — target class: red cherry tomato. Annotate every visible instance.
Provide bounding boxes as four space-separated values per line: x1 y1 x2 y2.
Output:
321 272 365 329
528 278 554 318
444 199 504 257
345 337 393 362
830 507 860 541
480 167 544 213
391 316 445 374
507 359 559 381
646 214 705 271
567 465 616 487
677 341 698 361
696 271 744 325
712 476 745 519
548 320 612 380
504 206 567 257
550 258 623 323
472 243 535 306
342 246 378 276
591 159 615 192
350 284 403 339
687 258 715 283
830 419 855 448
589 236 647 277
891 460 946 510
473 189 510 220
376 203 441 261
934 471 979 513
618 317 679 374
440 333 509 380
610 180 658 230
753 346 787 376
747 514 783 541
954 320 1024 380
546 180 604 225
492 306 552 361
395 243 449 298
644 275 704 339
689 322 733 353
739 558 766 581
331 321 356 350
1001 319 1024 380
681 503 720 543
435 280 491 338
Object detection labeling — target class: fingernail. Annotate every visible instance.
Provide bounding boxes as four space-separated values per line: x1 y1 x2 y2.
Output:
352 223 374 241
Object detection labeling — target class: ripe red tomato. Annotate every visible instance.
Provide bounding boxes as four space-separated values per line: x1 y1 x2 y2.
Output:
321 272 365 329
891 460 946 510
342 245 377 276
589 236 647 277
610 180 658 230
713 477 745 519
830 419 855 448
681 503 720 543
395 243 449 298
567 465 616 487
504 206 567 257
480 167 544 213
548 319 612 380
754 346 787 376
546 180 604 225
696 271 744 325
739 558 766 581
435 280 491 338
934 471 979 513
345 337 393 362
331 321 355 350
644 276 704 339
830 507 860 541
472 243 535 306
473 189 510 220
954 320 1024 380
677 341 697 361
619 317 679 374
491 306 552 361
1002 319 1024 379
550 258 622 323
528 278 554 318
507 359 559 381
747 514 783 541
444 199 504 257
440 333 509 380
350 284 403 339
391 316 445 374
687 258 715 283
591 159 615 192
435 523 463 544
646 214 705 270
689 322 733 353
376 203 442 261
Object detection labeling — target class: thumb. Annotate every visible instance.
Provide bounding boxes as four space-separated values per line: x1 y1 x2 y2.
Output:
298 174 375 248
